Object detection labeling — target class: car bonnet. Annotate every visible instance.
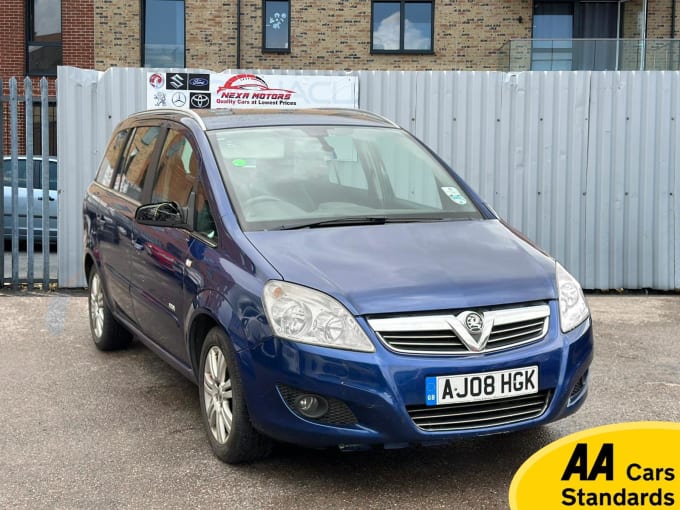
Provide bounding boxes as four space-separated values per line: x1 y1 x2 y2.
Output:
244 219 557 316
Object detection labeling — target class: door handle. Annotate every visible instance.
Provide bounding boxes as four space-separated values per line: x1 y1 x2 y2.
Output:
38 197 55 201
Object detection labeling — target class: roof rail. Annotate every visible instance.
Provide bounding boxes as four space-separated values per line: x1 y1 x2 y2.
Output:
131 108 207 130
330 107 400 129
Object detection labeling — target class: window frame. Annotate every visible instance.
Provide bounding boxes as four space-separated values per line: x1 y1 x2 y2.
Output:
370 0 435 55
141 0 187 67
262 0 291 53
25 0 63 76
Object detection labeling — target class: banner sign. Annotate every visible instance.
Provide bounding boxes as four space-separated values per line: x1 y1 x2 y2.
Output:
147 72 358 110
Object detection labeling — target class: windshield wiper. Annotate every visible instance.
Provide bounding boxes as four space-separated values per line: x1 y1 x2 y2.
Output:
278 216 446 230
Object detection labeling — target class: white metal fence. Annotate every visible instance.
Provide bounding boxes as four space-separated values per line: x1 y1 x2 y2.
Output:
57 66 680 290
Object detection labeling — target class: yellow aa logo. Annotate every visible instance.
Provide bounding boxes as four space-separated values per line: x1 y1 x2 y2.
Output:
509 422 680 509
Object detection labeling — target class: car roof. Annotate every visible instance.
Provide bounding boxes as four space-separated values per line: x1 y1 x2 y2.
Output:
126 108 399 131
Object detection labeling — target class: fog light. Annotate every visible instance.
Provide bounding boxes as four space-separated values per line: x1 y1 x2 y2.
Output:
293 394 329 419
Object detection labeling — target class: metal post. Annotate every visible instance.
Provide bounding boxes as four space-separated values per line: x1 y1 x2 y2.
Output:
41 78 49 288
0 78 4 288
641 0 648 70
25 78 34 289
9 78 19 289
615 1 621 70
237 0 242 70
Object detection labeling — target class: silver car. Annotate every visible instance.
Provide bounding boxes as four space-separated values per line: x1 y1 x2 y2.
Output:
2 156 58 244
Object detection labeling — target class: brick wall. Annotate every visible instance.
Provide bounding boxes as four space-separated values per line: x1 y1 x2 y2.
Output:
92 0 680 72
94 0 141 68
231 0 533 71
63 0 95 68
94 0 533 71
1 0 93 155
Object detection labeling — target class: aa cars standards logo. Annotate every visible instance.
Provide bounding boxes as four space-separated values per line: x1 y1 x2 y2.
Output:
509 422 680 509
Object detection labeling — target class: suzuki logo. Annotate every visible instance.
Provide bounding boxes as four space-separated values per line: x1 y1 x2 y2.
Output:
169 74 185 89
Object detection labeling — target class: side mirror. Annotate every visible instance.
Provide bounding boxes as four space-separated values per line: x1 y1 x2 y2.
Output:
135 201 187 228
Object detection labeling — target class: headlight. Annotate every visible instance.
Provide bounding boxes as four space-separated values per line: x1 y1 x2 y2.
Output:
262 281 375 352
556 262 590 333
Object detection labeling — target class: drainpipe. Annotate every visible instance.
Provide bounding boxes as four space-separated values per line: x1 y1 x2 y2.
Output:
616 0 622 70
236 0 242 69
640 0 648 70
672 0 676 38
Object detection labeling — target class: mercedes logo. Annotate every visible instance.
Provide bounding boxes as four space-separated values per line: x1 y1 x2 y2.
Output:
465 312 483 333
172 92 187 107
190 94 210 108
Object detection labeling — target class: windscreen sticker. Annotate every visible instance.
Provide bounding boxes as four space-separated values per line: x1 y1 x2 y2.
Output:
442 186 467 205
231 158 256 168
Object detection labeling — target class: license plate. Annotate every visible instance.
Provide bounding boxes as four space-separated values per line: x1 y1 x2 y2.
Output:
425 366 539 406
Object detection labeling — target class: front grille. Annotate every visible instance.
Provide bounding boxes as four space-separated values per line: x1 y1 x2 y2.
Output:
368 304 550 355
407 391 551 431
277 385 358 426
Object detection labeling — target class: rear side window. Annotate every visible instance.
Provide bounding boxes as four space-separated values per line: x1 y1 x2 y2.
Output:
151 130 198 207
96 129 130 186
115 126 161 201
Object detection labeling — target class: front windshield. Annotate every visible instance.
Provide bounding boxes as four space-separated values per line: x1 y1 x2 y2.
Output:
209 125 483 231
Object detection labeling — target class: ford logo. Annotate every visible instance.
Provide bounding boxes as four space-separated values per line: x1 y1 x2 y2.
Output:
189 78 209 87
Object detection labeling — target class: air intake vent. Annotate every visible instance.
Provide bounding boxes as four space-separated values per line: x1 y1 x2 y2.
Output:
406 391 551 431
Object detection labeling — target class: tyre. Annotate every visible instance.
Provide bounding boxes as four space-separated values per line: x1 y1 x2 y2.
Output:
87 266 132 351
199 327 272 464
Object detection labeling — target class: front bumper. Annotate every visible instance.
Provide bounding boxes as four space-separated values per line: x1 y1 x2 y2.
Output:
239 302 593 448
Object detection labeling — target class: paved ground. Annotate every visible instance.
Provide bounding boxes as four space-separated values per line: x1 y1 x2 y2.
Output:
0 292 678 509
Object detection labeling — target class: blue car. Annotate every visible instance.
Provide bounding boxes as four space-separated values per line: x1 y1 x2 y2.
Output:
83 108 592 463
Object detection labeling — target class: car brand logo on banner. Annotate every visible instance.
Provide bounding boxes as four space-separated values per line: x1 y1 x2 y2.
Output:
167 73 187 90
172 92 187 107
188 74 210 90
190 93 211 109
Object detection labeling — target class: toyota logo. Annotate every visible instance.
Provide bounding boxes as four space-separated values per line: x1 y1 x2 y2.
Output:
190 94 210 108
172 92 187 107
465 312 483 333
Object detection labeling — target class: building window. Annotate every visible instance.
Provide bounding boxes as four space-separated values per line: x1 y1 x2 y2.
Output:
26 0 63 76
32 101 58 156
371 0 433 53
143 0 185 67
532 1 622 71
263 0 290 52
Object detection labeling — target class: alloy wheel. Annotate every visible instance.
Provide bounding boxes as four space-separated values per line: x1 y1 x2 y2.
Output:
89 273 105 338
203 346 233 444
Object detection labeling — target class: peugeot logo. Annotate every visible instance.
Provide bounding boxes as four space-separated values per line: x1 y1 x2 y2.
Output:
172 92 187 107
190 94 210 108
464 312 483 333
189 77 209 87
